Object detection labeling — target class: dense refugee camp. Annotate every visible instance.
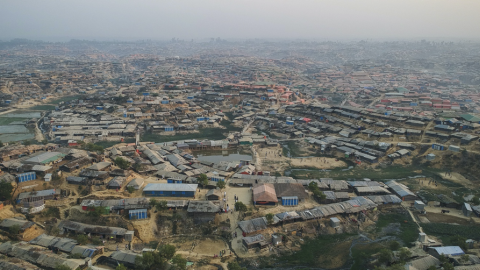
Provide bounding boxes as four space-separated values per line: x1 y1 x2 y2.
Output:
1 0 480 269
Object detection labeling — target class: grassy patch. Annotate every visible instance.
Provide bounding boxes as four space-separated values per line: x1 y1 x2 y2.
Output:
29 105 56 111
422 223 480 240
281 234 352 267
287 164 443 181
50 95 83 104
376 213 419 246
95 139 135 149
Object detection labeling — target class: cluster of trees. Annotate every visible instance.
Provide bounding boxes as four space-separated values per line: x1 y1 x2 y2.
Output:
0 180 14 201
86 206 108 218
235 201 247 212
115 157 131 170
308 181 326 201
149 199 168 211
135 244 186 270
197 173 226 189
227 261 247 270
78 142 104 152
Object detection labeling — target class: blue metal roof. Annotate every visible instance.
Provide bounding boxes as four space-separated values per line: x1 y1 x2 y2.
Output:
431 246 464 256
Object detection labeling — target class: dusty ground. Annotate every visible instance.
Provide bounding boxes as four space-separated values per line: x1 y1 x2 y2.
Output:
424 212 472 225
0 205 19 220
255 145 346 172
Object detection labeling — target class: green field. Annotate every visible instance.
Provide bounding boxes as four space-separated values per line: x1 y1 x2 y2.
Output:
29 105 56 111
422 223 480 240
0 117 28 125
281 234 352 267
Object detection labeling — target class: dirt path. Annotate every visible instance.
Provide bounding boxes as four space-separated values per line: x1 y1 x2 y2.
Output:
34 117 45 142
0 109 17 116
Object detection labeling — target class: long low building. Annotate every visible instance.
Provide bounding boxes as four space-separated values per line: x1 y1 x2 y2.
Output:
57 220 131 240
386 180 418 201
0 241 85 270
143 183 198 197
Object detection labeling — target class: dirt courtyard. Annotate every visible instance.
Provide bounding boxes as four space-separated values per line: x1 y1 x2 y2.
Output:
289 156 347 169
256 146 346 171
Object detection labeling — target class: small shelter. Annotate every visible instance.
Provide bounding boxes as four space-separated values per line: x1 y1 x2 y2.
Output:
206 189 222 200
243 234 268 250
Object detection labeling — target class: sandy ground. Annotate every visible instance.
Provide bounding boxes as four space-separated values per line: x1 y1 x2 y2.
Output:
403 201 479 225
289 156 347 169
34 118 45 141
0 205 19 220
255 145 346 172
226 187 252 210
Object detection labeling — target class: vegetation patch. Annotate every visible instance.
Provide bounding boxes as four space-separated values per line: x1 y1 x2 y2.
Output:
350 242 384 270
376 213 419 246
281 234 352 268
422 223 480 240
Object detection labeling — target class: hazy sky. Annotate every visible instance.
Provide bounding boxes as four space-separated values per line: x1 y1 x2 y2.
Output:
1 0 480 41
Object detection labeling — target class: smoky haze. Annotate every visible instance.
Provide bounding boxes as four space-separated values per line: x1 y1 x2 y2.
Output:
1 0 480 41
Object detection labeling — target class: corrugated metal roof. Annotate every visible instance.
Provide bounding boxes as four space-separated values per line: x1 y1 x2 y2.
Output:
431 246 464 256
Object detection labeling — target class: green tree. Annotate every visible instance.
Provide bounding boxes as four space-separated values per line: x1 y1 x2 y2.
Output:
443 262 454 270
472 196 480 205
69 253 83 259
308 181 326 200
41 139 49 145
116 264 127 270
23 140 32 146
197 174 209 187
55 265 72 270
449 235 468 250
0 140 4 147
235 201 248 212
107 106 115 113
155 200 168 211
133 162 144 172
389 241 401 251
398 247 412 262
427 266 437 270
0 180 14 201
460 254 470 264
9 224 21 235
127 186 135 193
378 249 393 265
227 261 247 270
438 254 449 264
171 254 187 270
149 198 157 208
86 206 107 218
85 143 103 152
77 140 85 148
76 234 88 245
158 244 176 260
114 157 131 170
266 213 274 225
216 180 226 189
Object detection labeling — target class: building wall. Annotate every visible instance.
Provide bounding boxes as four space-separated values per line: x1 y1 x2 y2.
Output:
144 191 195 197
